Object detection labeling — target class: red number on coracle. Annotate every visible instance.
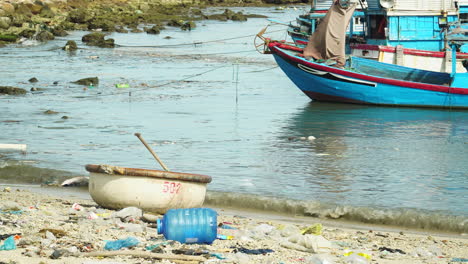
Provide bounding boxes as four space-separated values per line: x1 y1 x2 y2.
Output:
162 181 170 193
162 182 182 193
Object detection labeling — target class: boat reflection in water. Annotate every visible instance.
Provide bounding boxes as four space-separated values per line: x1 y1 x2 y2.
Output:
207 102 467 233
275 102 467 213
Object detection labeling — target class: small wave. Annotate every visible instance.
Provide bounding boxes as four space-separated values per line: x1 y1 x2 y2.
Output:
205 191 468 233
0 161 79 185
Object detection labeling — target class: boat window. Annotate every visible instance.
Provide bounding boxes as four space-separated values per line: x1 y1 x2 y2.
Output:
460 13 468 24
369 15 387 39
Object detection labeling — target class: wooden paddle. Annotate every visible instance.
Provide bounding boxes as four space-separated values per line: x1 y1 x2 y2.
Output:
134 133 170 171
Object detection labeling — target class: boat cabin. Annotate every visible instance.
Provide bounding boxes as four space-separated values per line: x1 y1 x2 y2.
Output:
364 0 460 52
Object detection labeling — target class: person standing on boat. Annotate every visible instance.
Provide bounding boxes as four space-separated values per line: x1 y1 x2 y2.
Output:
303 0 358 68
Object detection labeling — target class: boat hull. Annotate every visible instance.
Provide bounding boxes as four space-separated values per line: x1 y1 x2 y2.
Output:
270 45 468 109
86 164 211 214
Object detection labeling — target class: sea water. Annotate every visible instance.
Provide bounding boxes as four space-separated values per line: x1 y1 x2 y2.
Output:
0 6 467 233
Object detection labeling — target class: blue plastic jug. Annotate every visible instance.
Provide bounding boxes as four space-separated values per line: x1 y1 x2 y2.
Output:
157 208 217 244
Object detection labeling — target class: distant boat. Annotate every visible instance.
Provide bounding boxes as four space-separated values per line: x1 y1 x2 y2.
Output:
259 0 468 109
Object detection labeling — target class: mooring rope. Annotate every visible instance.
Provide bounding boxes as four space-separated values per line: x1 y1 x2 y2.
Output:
113 28 287 48
27 65 229 100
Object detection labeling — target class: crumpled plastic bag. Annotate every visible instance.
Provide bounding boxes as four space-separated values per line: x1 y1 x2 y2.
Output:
281 234 332 253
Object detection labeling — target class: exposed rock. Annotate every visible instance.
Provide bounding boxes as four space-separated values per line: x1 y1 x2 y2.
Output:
205 9 249 22
81 32 114 48
72 77 99 86
88 18 116 32
145 25 161 34
51 27 68 37
181 21 195 31
39 5 55 18
0 16 11 29
115 26 128 33
28 77 38 83
231 12 247 21
139 2 150 12
190 8 204 16
15 3 33 17
223 8 236 19
62 40 77 51
44 109 59 114
11 13 30 27
0 3 15 14
0 86 27 95
35 30 54 42
67 8 92 24
28 2 44 15
130 27 143 33
167 19 184 27
19 29 36 38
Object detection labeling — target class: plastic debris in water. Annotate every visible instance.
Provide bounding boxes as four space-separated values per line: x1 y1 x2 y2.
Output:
115 83 130 88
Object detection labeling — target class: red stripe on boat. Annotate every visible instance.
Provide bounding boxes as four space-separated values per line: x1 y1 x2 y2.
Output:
350 44 468 59
268 42 468 95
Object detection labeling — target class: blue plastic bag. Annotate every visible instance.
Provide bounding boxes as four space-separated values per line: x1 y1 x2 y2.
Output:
0 236 16 251
104 237 139 251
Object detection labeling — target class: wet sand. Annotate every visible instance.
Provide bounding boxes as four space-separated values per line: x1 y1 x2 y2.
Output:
0 186 467 264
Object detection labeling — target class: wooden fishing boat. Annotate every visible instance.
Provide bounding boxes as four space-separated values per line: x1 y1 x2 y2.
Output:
85 164 212 214
286 0 468 73
258 0 468 108
266 41 468 108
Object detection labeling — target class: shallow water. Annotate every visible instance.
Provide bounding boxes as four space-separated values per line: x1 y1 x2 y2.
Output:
1 6 467 232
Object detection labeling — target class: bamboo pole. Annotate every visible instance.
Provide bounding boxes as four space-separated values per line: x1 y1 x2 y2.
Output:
134 133 170 171
83 250 206 262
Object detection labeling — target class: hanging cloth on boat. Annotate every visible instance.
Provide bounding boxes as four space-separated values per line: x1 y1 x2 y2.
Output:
303 0 357 68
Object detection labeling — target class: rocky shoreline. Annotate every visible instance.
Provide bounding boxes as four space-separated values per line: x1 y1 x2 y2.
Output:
0 0 304 48
0 187 467 264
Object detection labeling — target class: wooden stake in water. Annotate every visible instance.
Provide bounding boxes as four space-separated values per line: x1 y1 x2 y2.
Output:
134 133 170 171
233 62 240 104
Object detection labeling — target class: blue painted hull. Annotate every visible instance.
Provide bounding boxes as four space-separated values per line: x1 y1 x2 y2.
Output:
270 45 468 109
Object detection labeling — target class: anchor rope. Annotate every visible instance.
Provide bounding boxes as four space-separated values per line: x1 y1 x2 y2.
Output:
114 28 287 48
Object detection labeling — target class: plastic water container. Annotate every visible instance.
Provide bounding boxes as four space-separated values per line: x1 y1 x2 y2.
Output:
157 208 217 244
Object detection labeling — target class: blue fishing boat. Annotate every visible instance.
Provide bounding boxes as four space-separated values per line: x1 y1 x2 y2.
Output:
287 0 468 73
267 42 468 108
260 0 468 109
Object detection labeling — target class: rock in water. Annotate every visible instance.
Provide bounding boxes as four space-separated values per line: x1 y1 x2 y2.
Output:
62 40 77 51
72 77 99 86
0 86 27 95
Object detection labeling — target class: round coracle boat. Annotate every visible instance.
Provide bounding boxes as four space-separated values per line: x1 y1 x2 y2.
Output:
85 164 212 214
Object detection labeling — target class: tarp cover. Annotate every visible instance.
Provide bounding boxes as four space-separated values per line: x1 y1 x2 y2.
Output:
303 1 357 67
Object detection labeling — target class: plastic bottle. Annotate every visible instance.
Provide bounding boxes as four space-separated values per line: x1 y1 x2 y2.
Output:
104 237 139 250
157 208 217 244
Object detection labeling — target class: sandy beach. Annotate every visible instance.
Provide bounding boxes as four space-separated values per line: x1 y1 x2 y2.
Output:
0 186 467 264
